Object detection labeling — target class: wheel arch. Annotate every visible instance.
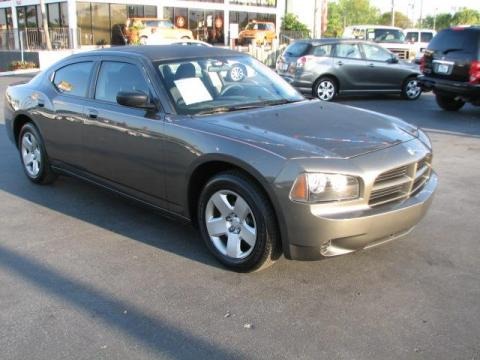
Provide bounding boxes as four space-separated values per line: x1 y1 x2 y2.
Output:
13 113 36 147
313 74 340 96
186 155 286 252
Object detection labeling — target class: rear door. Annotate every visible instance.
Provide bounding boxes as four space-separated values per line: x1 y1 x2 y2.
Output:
332 42 368 91
424 28 479 82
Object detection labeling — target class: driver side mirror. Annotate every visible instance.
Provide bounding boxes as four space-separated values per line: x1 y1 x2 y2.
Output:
116 91 156 110
387 55 399 64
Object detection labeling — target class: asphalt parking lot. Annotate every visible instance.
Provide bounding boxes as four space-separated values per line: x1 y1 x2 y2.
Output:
1 75 479 360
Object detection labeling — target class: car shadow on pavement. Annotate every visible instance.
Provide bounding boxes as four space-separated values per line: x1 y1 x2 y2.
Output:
0 243 240 359
0 124 225 271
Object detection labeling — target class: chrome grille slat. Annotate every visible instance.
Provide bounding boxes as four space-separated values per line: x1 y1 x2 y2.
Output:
369 155 432 207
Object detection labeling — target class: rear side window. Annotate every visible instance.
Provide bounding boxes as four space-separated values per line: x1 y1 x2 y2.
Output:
284 42 310 57
420 32 433 43
95 61 150 103
334 43 362 59
53 62 93 97
405 32 419 42
312 44 332 57
428 29 479 53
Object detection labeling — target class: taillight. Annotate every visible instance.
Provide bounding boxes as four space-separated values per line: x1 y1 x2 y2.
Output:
469 60 480 84
296 56 313 68
419 55 425 73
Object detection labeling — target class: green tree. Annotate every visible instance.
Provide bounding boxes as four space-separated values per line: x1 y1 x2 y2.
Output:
422 13 453 30
324 0 379 37
452 8 480 26
324 2 343 37
281 13 310 37
378 11 412 28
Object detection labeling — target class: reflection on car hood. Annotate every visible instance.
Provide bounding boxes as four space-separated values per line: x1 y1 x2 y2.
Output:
200 100 418 160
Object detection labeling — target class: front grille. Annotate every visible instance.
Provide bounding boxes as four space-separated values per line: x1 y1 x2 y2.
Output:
389 48 410 60
369 155 432 207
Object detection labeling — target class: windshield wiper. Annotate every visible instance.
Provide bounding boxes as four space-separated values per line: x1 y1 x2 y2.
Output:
195 99 300 116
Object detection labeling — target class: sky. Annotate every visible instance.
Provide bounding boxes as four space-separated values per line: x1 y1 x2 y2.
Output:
371 0 480 19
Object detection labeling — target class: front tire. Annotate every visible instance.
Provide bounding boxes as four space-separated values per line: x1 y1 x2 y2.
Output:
435 93 465 111
401 77 422 100
198 171 280 272
314 77 337 101
19 123 57 184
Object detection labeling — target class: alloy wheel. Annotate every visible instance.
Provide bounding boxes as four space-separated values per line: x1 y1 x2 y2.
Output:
229 65 245 82
21 131 42 177
317 80 335 101
205 190 257 259
405 79 421 99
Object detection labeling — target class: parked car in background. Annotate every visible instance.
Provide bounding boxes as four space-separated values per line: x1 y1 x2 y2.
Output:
146 37 211 47
404 28 436 63
4 46 436 272
127 18 193 45
276 39 422 101
343 25 411 60
237 20 276 46
418 26 480 111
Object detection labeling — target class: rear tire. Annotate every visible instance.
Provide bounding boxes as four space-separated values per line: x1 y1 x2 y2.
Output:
314 77 337 101
18 123 57 185
401 77 422 100
197 171 280 272
435 93 465 111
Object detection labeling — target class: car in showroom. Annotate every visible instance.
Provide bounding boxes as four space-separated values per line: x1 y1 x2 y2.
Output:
237 20 276 46
418 26 480 111
276 39 422 101
4 46 437 272
126 18 193 45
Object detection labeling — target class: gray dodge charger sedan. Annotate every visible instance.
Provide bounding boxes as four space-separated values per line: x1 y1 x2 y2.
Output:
4 46 437 272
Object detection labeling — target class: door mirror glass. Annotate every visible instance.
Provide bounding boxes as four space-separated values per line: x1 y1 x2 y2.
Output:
116 91 154 109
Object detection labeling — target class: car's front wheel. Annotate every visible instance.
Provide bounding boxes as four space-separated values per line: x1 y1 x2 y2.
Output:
435 93 465 111
19 123 56 184
401 77 422 100
198 171 280 272
314 77 337 101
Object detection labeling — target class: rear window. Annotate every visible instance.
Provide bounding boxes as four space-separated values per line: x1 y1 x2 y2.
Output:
284 42 310 57
420 32 433 43
53 62 93 97
428 29 479 53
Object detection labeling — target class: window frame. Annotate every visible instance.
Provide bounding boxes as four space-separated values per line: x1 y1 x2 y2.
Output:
360 43 393 63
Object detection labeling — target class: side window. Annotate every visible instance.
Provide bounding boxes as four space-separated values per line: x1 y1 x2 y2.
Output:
53 62 93 97
362 44 392 62
420 32 433 43
405 32 418 42
95 61 150 103
312 44 332 57
334 44 362 59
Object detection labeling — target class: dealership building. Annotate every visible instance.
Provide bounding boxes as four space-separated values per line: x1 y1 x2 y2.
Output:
0 0 313 49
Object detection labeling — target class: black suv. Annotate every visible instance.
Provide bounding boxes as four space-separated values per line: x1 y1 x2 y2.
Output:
419 26 480 111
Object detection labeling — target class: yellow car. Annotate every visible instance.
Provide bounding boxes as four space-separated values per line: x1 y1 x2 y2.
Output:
127 18 193 45
238 21 276 46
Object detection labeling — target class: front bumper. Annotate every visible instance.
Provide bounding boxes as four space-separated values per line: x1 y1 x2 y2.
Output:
418 75 480 98
286 172 436 260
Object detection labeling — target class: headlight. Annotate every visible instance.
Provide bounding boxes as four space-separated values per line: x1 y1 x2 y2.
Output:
418 128 432 149
290 173 360 203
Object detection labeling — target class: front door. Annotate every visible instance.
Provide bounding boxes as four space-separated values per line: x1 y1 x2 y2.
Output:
82 59 166 204
361 44 406 90
332 43 369 91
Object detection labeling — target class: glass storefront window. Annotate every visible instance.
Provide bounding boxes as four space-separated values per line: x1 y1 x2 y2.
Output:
144 5 156 17
174 8 188 29
77 2 92 45
60 2 68 27
26 5 38 28
92 3 110 45
229 0 276 6
47 3 60 27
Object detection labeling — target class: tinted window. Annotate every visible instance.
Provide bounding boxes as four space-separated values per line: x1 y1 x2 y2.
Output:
405 32 419 42
428 29 479 53
284 42 310 57
335 44 362 59
420 32 433 43
53 62 93 97
95 62 150 103
312 44 332 57
362 44 392 61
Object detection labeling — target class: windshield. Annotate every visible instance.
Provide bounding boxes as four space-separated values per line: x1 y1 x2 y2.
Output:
145 20 173 28
155 56 303 115
246 23 268 30
369 29 405 43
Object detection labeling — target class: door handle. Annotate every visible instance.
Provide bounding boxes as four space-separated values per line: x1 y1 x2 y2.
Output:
336 61 343 66
368 63 375 67
87 109 98 119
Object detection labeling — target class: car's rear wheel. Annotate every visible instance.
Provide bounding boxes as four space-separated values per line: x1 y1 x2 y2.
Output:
401 77 422 100
435 93 465 111
19 123 56 184
314 77 337 101
198 171 280 272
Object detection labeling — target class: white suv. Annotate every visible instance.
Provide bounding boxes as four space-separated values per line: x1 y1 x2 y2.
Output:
404 28 437 63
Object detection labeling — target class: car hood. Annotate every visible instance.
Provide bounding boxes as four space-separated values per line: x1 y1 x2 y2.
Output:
198 100 418 160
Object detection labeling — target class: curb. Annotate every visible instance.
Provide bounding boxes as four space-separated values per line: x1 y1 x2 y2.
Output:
0 69 40 77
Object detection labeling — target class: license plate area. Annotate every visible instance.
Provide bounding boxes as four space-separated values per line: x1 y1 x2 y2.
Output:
433 60 454 75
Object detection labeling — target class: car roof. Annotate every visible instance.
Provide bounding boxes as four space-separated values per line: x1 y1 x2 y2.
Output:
87 45 242 62
345 25 402 30
404 28 436 32
291 38 373 45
